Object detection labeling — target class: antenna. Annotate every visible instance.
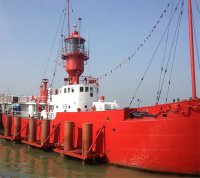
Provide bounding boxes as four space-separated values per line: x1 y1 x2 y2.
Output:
78 17 82 35
68 0 70 36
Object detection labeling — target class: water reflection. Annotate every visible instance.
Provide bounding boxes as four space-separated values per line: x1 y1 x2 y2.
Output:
0 138 185 178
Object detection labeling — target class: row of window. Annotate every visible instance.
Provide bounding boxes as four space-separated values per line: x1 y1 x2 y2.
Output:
63 86 98 94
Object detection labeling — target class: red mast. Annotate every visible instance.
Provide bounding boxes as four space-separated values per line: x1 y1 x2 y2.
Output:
188 0 197 99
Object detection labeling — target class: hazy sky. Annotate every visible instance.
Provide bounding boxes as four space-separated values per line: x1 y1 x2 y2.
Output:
0 0 199 107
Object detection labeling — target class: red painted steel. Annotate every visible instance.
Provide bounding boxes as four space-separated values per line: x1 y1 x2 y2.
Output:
0 99 200 175
62 30 88 84
0 1 199 175
29 118 36 142
41 119 50 146
4 115 12 137
39 79 49 103
64 121 74 151
82 123 93 156
188 0 197 99
13 116 21 139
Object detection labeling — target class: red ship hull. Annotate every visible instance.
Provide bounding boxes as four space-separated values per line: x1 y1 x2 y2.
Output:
1 99 200 175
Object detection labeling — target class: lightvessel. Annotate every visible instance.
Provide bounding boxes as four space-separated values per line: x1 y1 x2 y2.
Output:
0 0 199 175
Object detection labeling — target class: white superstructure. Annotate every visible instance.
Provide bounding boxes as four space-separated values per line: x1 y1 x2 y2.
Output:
50 82 99 113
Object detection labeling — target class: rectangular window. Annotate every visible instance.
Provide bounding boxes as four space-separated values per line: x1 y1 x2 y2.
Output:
68 88 70 93
64 88 67 93
85 87 88 92
80 87 84 92
72 88 74 93
90 87 93 93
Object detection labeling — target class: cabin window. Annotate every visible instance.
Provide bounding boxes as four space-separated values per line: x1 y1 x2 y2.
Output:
68 88 70 93
90 87 93 93
55 89 58 95
80 87 84 92
64 88 67 93
72 88 74 93
85 87 88 92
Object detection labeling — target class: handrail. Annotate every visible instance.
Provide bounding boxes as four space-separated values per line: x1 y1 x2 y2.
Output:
1 111 54 120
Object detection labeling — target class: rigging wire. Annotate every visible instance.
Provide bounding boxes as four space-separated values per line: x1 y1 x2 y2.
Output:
165 3 184 103
85 30 92 76
86 61 92 77
50 1 68 87
128 0 182 107
193 3 200 72
50 38 64 87
98 2 171 81
194 24 200 72
156 0 175 104
41 0 68 82
70 1 77 26
195 0 200 15
156 0 184 104
50 0 80 87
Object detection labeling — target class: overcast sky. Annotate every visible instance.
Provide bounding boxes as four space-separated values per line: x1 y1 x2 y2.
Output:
0 0 199 107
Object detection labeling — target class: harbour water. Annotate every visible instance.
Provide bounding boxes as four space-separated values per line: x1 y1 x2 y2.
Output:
0 130 193 178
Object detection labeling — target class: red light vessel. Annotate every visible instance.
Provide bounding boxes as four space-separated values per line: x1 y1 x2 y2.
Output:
0 0 199 175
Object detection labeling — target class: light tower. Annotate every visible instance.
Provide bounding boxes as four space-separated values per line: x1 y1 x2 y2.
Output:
62 20 88 85
39 79 49 103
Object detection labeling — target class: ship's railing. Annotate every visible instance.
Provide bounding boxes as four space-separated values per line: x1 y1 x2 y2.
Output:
79 76 99 85
18 96 48 103
18 96 33 103
0 94 49 104
1 110 54 120
0 94 18 104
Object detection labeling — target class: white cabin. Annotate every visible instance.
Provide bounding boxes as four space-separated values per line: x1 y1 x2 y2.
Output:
5 78 120 119
50 83 99 113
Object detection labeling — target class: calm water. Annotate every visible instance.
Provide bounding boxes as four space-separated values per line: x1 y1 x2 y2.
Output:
0 131 194 178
